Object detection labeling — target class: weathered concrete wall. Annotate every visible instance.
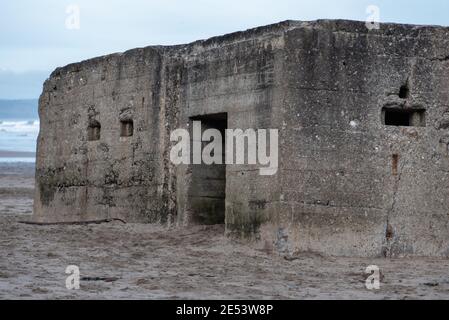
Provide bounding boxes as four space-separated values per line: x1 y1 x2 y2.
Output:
34 20 449 257
34 22 287 226
262 20 449 257
171 25 285 235
34 47 177 223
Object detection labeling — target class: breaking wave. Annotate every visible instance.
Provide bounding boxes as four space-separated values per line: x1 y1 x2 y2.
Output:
0 120 39 154
0 120 40 134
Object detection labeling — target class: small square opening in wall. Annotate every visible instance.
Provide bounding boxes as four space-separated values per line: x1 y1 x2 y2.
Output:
120 120 133 137
382 108 426 127
87 121 101 141
399 84 409 99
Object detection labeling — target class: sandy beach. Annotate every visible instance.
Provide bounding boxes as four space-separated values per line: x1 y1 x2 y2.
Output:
0 162 34 216
0 150 35 158
1 162 449 300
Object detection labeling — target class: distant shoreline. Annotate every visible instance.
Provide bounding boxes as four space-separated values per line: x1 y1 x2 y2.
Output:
0 150 36 158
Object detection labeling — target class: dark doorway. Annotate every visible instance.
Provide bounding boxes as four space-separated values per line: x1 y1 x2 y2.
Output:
188 113 227 225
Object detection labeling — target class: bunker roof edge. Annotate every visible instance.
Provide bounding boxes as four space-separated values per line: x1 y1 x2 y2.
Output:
46 19 449 81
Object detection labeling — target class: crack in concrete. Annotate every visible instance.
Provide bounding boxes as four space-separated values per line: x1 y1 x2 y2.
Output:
384 154 408 257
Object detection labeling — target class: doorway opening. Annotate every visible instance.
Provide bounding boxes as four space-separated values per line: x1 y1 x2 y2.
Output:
188 113 227 225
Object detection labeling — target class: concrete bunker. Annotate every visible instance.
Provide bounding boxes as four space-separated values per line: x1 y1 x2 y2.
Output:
34 20 449 257
188 113 227 225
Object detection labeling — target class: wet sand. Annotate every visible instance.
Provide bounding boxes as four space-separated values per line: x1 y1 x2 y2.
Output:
0 162 34 216
1 163 449 299
0 150 35 158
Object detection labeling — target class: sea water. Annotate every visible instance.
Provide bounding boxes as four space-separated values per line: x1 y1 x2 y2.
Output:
0 120 39 162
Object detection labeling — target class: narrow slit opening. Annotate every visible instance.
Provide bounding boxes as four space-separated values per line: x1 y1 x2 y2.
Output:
382 108 426 127
88 121 101 141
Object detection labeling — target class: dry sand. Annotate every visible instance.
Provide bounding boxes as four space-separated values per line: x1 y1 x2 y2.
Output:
1 162 449 300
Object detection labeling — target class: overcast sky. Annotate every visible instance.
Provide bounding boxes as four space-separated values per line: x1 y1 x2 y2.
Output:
2 0 449 99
